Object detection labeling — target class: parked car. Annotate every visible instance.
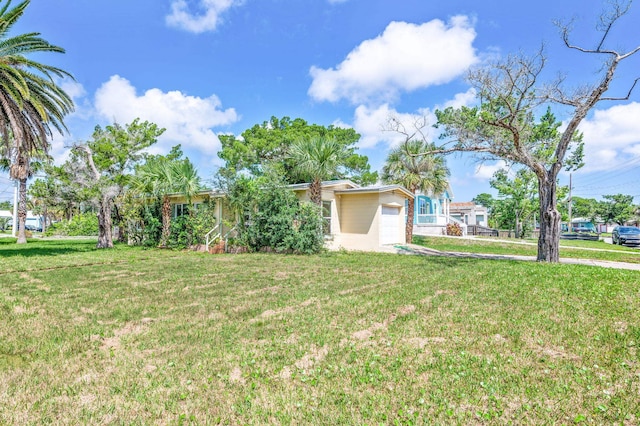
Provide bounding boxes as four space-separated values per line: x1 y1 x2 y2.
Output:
612 226 640 246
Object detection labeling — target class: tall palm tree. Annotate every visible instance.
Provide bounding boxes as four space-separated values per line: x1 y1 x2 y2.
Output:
0 0 74 244
289 136 346 206
382 140 450 243
134 156 201 247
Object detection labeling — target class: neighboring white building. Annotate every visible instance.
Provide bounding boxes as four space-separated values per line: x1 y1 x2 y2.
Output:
449 202 489 227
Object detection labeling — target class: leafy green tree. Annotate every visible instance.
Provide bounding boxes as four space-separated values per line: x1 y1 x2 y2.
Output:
490 169 538 238
381 140 450 242
570 196 600 223
289 136 347 206
218 116 377 185
432 3 637 262
133 145 202 247
597 194 636 225
70 119 164 248
0 200 11 210
472 193 495 212
0 0 74 243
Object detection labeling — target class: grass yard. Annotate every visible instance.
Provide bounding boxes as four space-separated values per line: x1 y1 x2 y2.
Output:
1 239 639 424
414 235 640 264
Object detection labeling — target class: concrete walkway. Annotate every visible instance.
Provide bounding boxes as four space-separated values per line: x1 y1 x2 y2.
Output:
385 243 640 271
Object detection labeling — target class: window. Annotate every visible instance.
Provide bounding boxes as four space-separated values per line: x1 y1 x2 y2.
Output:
173 203 201 218
322 201 332 235
418 197 430 215
174 203 189 217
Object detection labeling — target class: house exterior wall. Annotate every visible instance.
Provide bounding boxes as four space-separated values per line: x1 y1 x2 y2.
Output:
338 193 381 250
167 193 232 236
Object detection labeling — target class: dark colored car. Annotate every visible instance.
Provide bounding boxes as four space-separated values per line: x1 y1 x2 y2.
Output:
612 226 640 246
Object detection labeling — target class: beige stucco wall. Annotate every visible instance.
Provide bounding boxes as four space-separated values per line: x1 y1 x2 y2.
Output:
336 193 380 250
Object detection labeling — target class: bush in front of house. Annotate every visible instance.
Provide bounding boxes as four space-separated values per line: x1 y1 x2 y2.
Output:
45 212 99 236
244 182 324 254
166 202 217 249
446 222 463 237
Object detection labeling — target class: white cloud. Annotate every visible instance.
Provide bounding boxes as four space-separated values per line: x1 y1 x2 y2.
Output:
166 0 241 33
350 89 477 149
473 160 507 180
353 104 436 149
577 102 640 172
441 88 477 109
94 75 239 155
308 16 478 104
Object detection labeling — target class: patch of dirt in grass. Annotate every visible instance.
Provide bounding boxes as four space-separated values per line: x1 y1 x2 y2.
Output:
13 305 27 314
406 337 447 348
338 283 385 296
274 271 290 280
350 306 412 342
493 334 508 343
351 329 373 340
98 320 151 351
247 285 281 295
294 344 329 370
229 367 245 384
19 273 44 285
525 337 580 361
398 305 416 315
251 298 318 322
78 393 96 406
279 366 292 380
207 311 226 320
435 289 458 296
614 321 628 334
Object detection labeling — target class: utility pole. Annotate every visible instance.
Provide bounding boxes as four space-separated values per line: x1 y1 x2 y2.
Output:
568 173 572 233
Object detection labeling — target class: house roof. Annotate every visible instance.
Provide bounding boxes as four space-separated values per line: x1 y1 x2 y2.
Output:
287 179 359 191
450 202 477 208
335 184 414 199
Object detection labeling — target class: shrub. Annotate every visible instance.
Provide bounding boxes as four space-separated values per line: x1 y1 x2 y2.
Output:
46 213 99 236
166 203 217 249
446 222 463 237
241 179 324 254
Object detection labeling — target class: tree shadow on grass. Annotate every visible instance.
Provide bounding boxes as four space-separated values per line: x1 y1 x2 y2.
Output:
0 238 98 257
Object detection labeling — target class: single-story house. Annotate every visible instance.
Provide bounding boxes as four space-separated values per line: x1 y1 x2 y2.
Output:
167 180 414 251
289 180 414 250
449 202 489 227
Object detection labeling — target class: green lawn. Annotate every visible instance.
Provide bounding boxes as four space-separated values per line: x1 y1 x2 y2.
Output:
413 235 640 263
1 239 639 424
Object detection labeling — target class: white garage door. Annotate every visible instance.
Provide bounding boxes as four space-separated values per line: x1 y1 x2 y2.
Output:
380 206 402 245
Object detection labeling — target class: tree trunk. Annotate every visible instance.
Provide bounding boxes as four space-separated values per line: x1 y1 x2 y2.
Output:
97 195 114 249
537 175 561 262
42 205 48 233
16 178 28 244
309 178 322 206
406 195 415 244
514 211 521 239
160 195 171 247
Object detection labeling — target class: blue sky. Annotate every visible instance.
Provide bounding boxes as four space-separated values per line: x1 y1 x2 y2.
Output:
1 0 640 204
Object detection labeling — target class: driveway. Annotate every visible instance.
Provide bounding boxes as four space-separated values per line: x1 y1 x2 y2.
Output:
390 243 640 271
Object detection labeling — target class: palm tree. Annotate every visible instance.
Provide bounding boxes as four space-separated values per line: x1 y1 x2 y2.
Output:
289 136 346 206
382 140 450 243
134 156 201 247
0 0 74 244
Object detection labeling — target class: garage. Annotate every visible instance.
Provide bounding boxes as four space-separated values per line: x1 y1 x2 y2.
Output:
380 205 402 245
